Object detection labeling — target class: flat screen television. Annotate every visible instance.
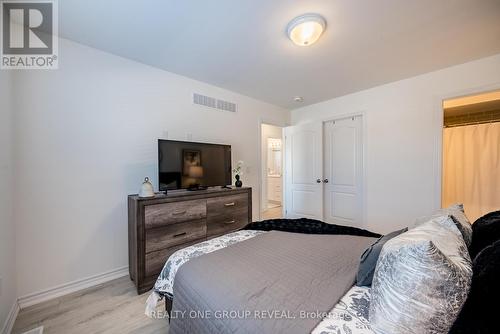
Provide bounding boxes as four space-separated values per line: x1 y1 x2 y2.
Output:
158 139 232 191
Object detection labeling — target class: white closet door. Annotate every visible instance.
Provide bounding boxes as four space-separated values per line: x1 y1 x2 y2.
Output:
323 116 363 227
284 122 323 219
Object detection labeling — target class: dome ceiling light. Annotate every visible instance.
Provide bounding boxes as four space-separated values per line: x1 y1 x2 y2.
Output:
287 14 326 46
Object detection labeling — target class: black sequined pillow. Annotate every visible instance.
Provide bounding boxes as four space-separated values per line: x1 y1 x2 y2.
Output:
469 210 500 259
449 239 500 333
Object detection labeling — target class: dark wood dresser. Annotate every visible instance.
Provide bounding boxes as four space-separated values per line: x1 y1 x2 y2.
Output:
128 187 252 294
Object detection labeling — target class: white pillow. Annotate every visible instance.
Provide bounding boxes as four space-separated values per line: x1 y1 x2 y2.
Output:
369 216 472 334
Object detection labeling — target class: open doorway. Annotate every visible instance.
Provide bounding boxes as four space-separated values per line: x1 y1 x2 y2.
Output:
442 90 500 221
261 123 284 220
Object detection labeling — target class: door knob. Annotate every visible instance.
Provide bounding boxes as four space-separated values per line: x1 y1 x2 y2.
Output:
323 179 329 183
316 179 321 183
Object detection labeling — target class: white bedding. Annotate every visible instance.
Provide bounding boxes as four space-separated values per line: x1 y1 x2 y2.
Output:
312 286 373 334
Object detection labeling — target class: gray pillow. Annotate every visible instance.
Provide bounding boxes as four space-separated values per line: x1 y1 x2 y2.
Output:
356 227 408 286
370 215 472 334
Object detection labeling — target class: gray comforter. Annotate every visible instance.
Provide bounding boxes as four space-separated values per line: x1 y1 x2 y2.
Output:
169 231 376 334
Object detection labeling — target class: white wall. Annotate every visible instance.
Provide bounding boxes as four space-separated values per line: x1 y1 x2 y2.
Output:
13 38 289 297
0 71 16 329
291 54 500 234
260 124 283 213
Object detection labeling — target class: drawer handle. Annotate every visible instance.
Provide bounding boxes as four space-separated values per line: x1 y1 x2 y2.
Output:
172 210 187 215
224 202 235 207
173 232 187 238
224 220 236 224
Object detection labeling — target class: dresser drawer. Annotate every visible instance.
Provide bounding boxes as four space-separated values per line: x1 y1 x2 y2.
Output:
145 237 205 277
144 199 206 229
206 212 249 238
207 193 249 237
145 219 207 253
207 193 248 214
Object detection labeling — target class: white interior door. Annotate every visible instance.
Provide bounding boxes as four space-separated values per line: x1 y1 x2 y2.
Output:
284 122 323 219
323 116 363 227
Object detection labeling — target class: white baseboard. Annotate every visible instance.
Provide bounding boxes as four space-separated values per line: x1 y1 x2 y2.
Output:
17 266 129 309
1 300 19 334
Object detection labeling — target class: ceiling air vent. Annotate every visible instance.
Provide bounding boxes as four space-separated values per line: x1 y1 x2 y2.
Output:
193 93 237 112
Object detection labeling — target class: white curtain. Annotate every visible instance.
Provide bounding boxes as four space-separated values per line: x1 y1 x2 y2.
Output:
442 122 500 222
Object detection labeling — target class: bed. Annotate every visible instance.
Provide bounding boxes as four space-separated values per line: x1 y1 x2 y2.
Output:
147 208 500 334
147 219 380 334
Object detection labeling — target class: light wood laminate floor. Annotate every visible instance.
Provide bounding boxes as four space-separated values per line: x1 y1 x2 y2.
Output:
12 276 169 334
262 206 283 220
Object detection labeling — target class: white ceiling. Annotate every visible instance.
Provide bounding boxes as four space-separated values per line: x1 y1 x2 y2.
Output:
59 0 500 109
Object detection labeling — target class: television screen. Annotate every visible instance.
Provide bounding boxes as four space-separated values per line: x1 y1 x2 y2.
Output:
158 140 232 191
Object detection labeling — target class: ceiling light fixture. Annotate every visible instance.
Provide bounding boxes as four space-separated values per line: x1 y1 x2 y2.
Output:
287 14 326 46
294 96 304 102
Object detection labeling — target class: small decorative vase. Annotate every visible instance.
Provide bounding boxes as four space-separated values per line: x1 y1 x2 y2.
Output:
139 177 155 198
235 175 243 187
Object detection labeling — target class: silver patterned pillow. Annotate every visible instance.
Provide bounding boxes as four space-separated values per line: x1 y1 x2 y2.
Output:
440 204 472 246
414 204 472 247
370 216 472 334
